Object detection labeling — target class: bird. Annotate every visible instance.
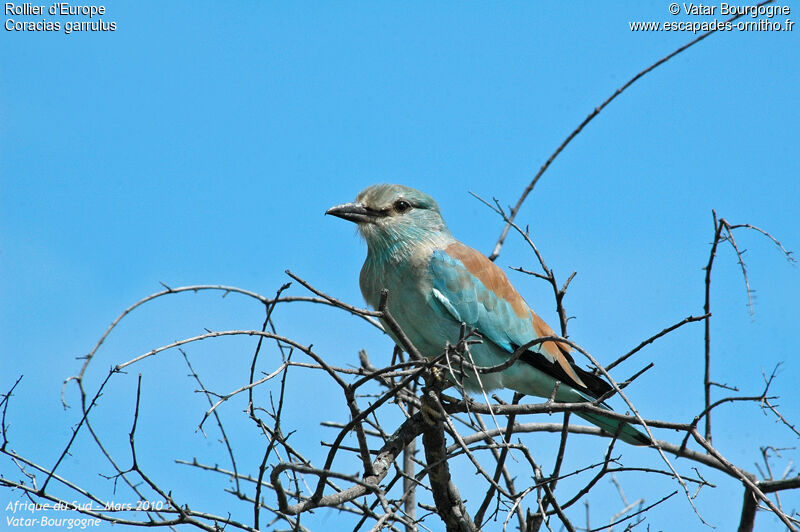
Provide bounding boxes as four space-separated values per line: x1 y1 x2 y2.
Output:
326 183 650 446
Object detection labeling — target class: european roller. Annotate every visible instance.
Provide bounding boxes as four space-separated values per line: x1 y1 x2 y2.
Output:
327 184 650 446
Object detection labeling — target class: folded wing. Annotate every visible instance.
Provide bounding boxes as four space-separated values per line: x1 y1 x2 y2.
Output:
428 242 608 399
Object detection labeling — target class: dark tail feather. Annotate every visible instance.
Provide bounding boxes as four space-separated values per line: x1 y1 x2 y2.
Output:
575 411 652 446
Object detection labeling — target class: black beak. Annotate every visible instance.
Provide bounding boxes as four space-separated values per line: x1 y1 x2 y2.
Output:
325 202 377 224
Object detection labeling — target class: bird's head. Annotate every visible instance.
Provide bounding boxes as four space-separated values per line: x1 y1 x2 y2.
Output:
326 184 452 256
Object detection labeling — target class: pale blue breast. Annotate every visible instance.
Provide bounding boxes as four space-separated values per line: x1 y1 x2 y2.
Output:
360 247 456 357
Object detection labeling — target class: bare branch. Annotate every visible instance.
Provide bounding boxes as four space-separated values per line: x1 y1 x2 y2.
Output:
486 0 778 261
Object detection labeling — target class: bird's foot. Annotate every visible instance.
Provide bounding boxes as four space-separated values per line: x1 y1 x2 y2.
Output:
420 390 444 426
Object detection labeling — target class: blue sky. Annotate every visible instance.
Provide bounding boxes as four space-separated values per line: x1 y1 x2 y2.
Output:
2 2 799 530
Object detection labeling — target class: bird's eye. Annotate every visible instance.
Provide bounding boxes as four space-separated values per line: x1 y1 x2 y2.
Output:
393 200 411 213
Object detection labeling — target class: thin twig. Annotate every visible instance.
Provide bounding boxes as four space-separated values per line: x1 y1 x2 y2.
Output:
487 0 777 261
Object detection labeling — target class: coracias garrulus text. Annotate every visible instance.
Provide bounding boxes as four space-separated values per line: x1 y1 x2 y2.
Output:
327 184 650 446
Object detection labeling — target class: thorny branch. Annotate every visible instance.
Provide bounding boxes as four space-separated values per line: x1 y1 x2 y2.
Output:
3 231 796 530
486 0 778 262
4 210 797 532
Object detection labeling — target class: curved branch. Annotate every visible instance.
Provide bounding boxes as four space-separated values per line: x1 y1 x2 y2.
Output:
271 412 426 514
488 0 777 261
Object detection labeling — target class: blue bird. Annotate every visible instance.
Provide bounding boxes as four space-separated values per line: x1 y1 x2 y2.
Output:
327 184 650 446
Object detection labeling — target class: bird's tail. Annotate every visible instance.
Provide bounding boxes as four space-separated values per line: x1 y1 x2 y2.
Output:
575 410 652 446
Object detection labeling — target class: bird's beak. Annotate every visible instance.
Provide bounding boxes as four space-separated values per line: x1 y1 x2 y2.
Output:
325 202 377 224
